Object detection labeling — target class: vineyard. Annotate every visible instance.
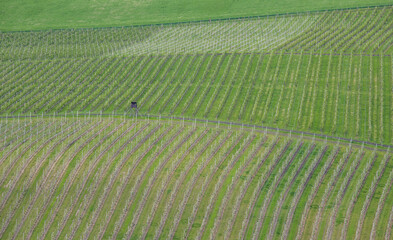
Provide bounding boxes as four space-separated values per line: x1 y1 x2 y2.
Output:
0 117 391 239
2 7 393 59
1 2 393 240
1 53 392 144
1 7 393 146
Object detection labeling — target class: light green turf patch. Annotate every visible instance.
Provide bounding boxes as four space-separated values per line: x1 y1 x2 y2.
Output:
1 0 392 31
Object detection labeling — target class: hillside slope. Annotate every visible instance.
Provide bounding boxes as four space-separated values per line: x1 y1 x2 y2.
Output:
0 117 391 239
1 7 392 145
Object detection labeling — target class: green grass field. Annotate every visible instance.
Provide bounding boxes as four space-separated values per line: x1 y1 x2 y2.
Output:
1 2 393 240
1 0 393 31
0 0 392 31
